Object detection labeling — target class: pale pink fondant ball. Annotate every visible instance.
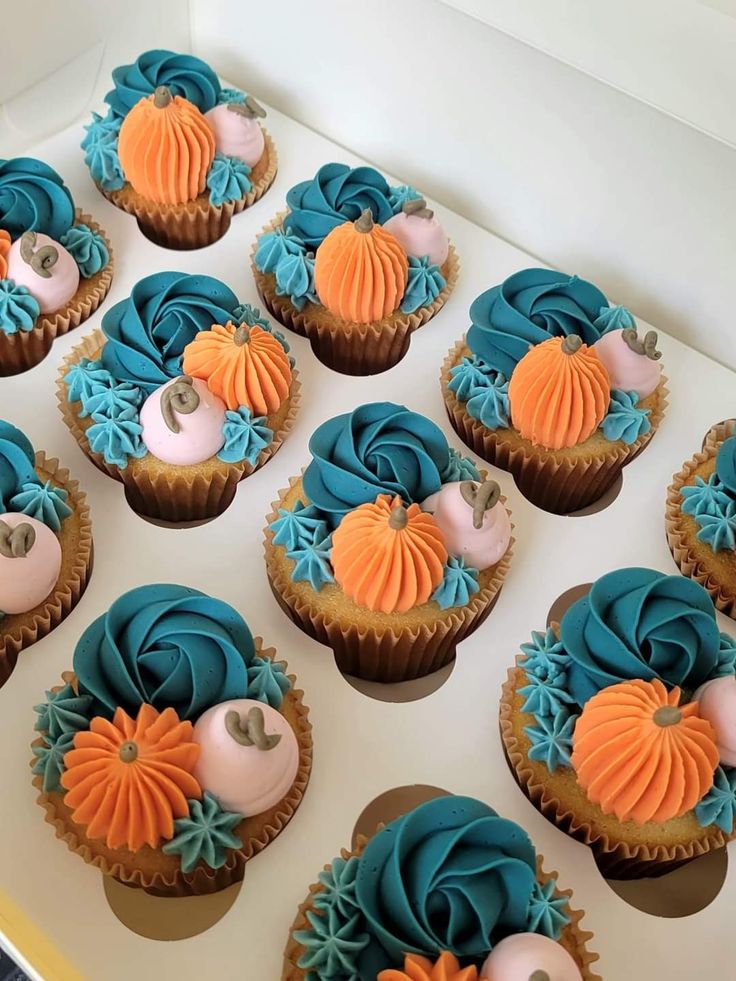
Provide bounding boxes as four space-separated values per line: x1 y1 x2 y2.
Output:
480 932 583 981
205 104 265 167
383 211 449 267
193 698 299 817
694 676 736 767
7 234 79 314
0 513 61 615
422 481 511 570
593 330 661 399
139 377 226 466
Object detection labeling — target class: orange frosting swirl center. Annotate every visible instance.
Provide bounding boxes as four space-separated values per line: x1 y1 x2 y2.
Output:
331 493 447 613
182 320 292 414
379 951 479 981
508 335 610 449
61 703 201 851
571 678 718 824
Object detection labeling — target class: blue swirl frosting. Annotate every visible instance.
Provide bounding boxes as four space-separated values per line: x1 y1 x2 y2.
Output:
74 583 255 720
0 157 75 240
80 111 124 191
401 255 446 314
285 163 394 249
206 153 252 206
9 480 72 532
217 407 273 465
303 402 451 527
716 633 736 677
101 272 240 392
0 279 40 335
466 268 609 377
59 223 110 278
105 49 221 117
431 556 479 609
0 420 40 512
599 389 651 444
353 796 537 972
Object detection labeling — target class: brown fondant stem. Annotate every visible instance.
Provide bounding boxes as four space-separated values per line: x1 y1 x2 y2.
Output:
19 231 58 279
622 326 662 361
355 209 374 233
160 376 200 434
402 197 434 220
389 505 409 530
529 972 551 981
118 741 138 763
459 479 501 529
233 323 251 346
0 520 36 558
653 705 682 727
561 334 583 354
225 707 281 750
153 85 173 108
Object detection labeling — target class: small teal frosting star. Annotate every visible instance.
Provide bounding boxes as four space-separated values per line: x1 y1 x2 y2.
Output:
526 876 571 940
86 407 147 468
431 556 480 609
217 406 273 465
294 907 369 979
448 354 496 401
520 628 569 683
287 530 335 591
388 183 423 212
695 766 736 833
313 856 361 920
271 500 327 550
162 792 243 873
715 632 736 677
465 375 510 429
80 380 143 419
34 683 92 740
599 389 651 445
31 731 75 793
64 357 115 405
524 709 576 772
246 655 292 709
9 479 72 533
519 671 575 720
594 304 636 332
681 474 733 518
695 500 736 552
441 446 481 482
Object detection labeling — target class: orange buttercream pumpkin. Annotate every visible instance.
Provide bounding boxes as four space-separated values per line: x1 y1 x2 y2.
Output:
0 229 10 278
314 209 408 323
117 85 215 205
331 493 447 614
508 334 610 449
379 952 478 981
571 678 718 825
182 320 291 414
61 703 201 851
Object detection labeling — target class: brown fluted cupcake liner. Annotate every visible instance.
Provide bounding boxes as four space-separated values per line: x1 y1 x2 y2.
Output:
500 659 733 879
442 338 668 514
666 418 736 619
99 132 277 249
282 838 601 980
251 212 459 375
1 452 93 686
0 211 114 376
32 641 312 897
264 474 513 683
57 329 300 522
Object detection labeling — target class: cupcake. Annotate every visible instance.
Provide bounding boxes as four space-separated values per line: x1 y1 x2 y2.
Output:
441 268 668 513
283 795 600 980
500 566 736 878
0 420 92 684
0 157 113 375
82 49 277 249
57 271 299 522
252 164 458 374
666 419 736 619
31 584 312 896
264 402 512 682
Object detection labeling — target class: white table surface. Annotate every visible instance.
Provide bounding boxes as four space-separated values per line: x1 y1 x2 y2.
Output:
0 97 733 981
